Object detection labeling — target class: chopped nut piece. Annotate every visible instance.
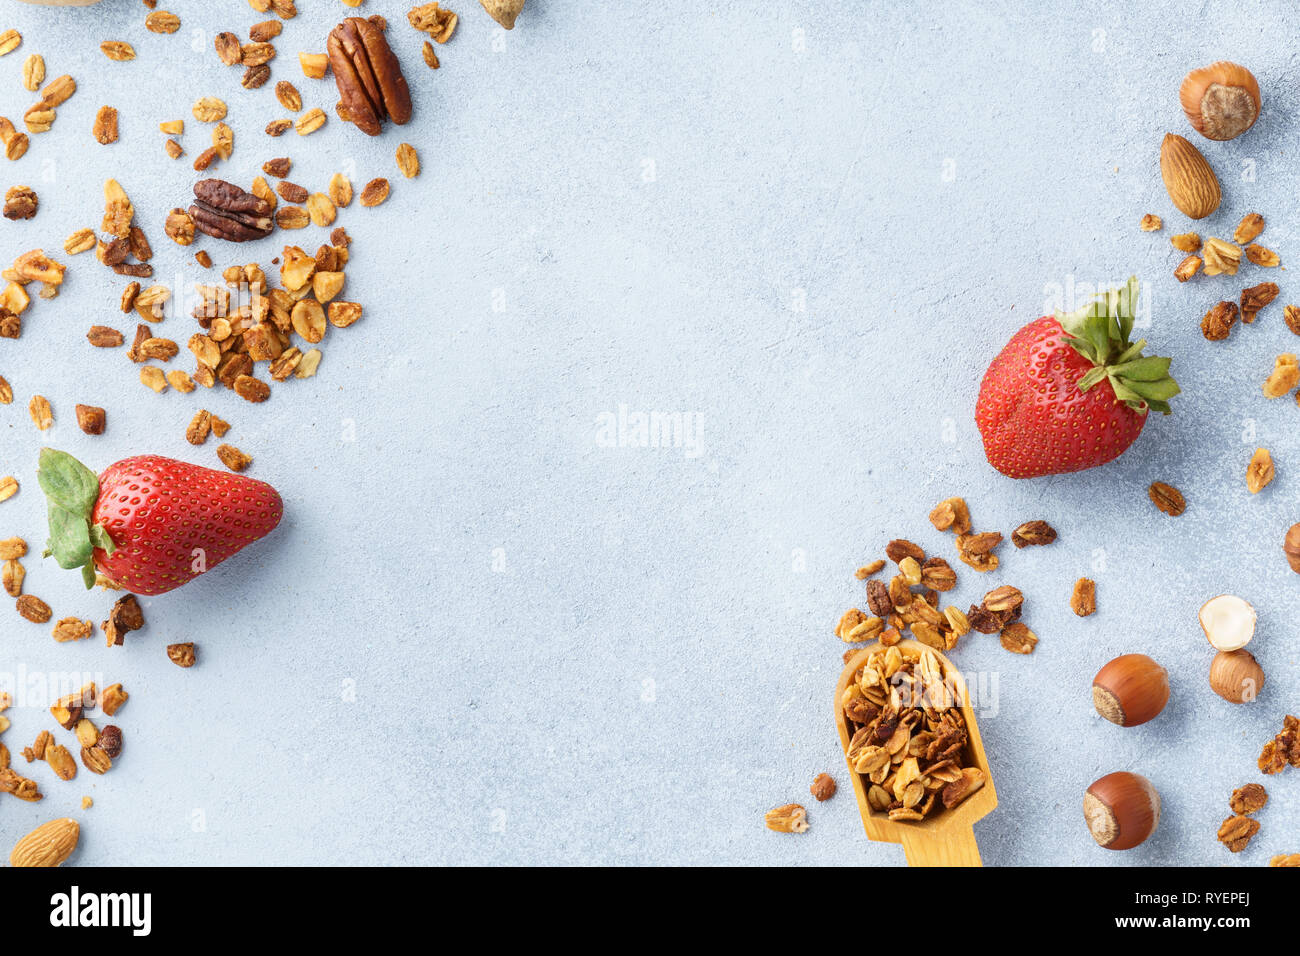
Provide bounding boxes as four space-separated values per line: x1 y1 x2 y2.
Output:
1217 815 1259 853
1170 232 1201 253
75 405 106 436
1070 577 1096 617
1201 301 1239 342
1174 255 1201 283
928 497 971 534
1202 238 1242 276
1011 520 1056 548
1262 354 1299 399
3 185 37 220
1138 213 1161 232
167 642 196 668
1148 481 1185 516
100 684 128 717
217 444 252 472
809 773 836 802
854 560 886 579
422 41 440 69
1241 282 1279 324
295 348 321 378
1246 243 1279 267
1246 448 1274 494
1229 782 1268 815
299 52 328 79
97 725 122 759
327 301 362 328
186 409 212 445
763 803 808 833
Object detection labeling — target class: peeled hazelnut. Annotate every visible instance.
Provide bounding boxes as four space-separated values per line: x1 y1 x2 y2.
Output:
1180 61 1260 141
1092 654 1169 727
1198 594 1255 651
1285 523 1300 573
1209 649 1265 704
1084 771 1161 850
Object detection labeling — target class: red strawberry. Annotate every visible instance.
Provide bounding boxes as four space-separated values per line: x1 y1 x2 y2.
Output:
976 278 1179 479
38 450 283 595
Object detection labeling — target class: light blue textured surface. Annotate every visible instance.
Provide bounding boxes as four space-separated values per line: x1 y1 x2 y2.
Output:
0 0 1296 866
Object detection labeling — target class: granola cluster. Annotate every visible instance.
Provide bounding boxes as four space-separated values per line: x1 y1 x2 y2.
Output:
1169 214 1289 341
840 644 985 822
1258 714 1300 775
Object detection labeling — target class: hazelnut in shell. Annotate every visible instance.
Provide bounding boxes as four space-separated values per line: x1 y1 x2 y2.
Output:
1180 62 1260 141
1198 594 1255 651
1084 771 1160 850
1209 649 1264 704
1092 654 1169 727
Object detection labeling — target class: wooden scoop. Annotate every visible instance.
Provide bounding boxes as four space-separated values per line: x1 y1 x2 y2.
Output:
834 639 997 866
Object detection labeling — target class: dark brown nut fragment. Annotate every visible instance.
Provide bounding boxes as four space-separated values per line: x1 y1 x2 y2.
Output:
111 593 144 632
809 773 836 802
217 444 252 472
263 157 291 178
966 604 1004 634
328 16 413 137
193 146 219 172
1148 481 1186 516
1201 300 1238 341
0 310 21 339
277 180 309 204
242 64 271 89
1241 282 1279 324
87 326 124 347
190 179 274 242
241 42 277 67
1217 815 1260 853
1070 577 1096 617
1229 782 1267 815
1011 520 1056 548
865 579 892 617
215 31 242 65
128 226 153 263
265 119 292 136
885 539 925 564
999 622 1037 654
99 237 130 266
16 594 51 623
97 725 122 759
919 557 956 592
167 642 196 668
75 405 106 435
113 263 153 278
3 185 38 220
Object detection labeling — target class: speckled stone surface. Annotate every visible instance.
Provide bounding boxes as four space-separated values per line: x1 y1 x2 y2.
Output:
0 0 1296 866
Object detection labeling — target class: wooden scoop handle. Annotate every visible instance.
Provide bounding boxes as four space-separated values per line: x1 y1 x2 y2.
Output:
899 825 982 867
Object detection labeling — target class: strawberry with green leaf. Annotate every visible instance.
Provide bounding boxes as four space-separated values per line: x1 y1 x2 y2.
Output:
976 277 1179 479
39 449 283 595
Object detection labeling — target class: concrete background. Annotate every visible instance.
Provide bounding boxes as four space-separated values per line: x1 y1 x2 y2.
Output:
0 0 1296 865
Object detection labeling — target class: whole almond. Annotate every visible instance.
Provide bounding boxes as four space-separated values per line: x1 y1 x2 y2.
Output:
10 818 78 867
1160 133 1221 220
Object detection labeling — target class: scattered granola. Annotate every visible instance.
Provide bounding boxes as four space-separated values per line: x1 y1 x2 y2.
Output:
75 405 106 436
1241 282 1279 323
764 803 808 833
1229 782 1267 815
1258 715 1299 775
1010 520 1055 548
1246 448 1274 494
3 185 37 220
1201 300 1239 341
166 642 196 668
1202 237 1242 276
1262 354 1298 398
1139 213 1161 232
1070 577 1096 617
1148 481 1186 516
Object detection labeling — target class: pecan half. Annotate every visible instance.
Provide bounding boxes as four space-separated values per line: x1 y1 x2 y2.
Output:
327 17 412 137
189 179 274 242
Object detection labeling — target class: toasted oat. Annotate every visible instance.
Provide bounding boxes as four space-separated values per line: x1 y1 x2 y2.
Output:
359 177 390 207
1139 213 1161 232
159 119 183 135
396 143 420 178
233 375 270 403
275 81 302 112
1070 577 1096 617
1202 238 1242 276
64 228 97 255
249 20 283 42
1241 282 1279 324
139 366 167 393
328 173 353 207
422 41 440 69
1174 255 1202 283
2 559 22 597
212 122 233 160
185 409 212 445
21 53 43 90
295 108 326 135
1011 520 1056 548
1262 354 1299 399
0 538 24 561
0 376 10 404
999 622 1037 654
0 477 14 504
214 31 242 65
145 10 180 34
100 41 135 62
1271 854 1300 867
0 30 21 57
192 97 227 123
1201 300 1239 341
92 106 119 145
1246 243 1279 267
1233 213 1265 245
1170 232 1201 253
16 594 50 623
265 118 292 137
28 394 52 430
854 560 886 580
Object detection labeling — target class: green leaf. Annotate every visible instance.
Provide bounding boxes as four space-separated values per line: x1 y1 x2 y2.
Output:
37 449 98 516
1107 377 1147 406
1077 366 1109 391
1122 377 1181 402
89 523 116 555
1146 399 1172 415
46 503 92 570
81 560 97 590
1111 356 1172 381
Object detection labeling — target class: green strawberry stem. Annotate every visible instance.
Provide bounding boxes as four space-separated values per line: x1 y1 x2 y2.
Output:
36 448 117 590
1055 276 1179 415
